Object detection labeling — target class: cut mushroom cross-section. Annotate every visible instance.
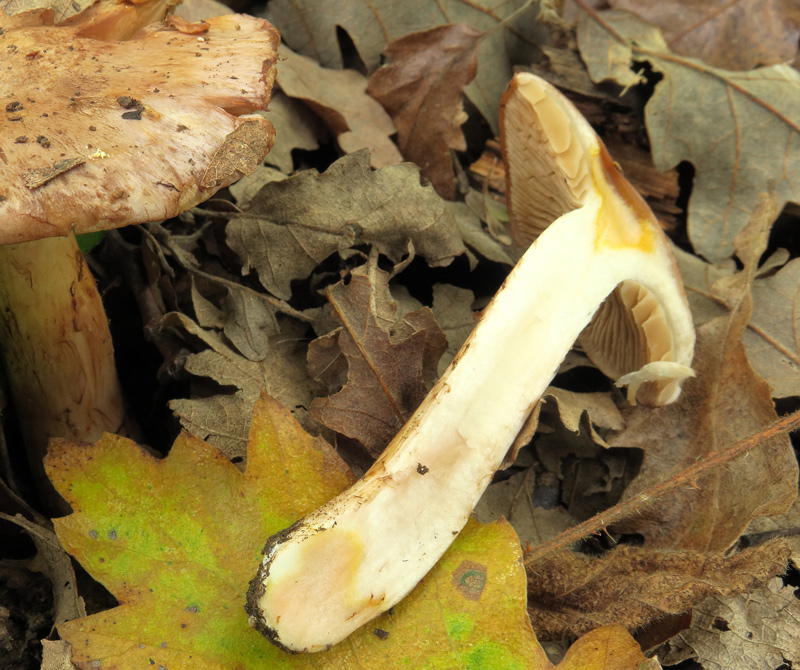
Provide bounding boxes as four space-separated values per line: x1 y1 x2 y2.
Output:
245 72 696 653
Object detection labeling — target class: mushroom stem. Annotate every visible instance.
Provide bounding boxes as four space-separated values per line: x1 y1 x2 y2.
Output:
0 234 127 502
246 200 694 652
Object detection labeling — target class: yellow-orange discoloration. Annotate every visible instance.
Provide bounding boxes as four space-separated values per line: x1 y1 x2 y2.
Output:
592 144 657 254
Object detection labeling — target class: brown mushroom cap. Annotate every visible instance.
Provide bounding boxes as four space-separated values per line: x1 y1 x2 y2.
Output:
500 74 693 405
0 13 279 244
0 0 178 37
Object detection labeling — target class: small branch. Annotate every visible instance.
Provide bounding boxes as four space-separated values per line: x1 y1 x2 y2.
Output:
523 409 800 566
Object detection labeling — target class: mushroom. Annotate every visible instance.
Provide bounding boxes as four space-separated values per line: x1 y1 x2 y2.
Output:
0 9 279 502
245 72 696 653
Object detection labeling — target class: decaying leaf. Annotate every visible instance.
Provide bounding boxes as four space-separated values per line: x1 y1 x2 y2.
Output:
40 639 74 670
165 310 319 460
526 541 790 640
576 9 800 261
556 625 661 670
277 46 402 168
449 199 515 267
309 262 447 456
610 0 800 70
538 387 625 449
745 496 800 569
607 203 798 550
658 577 800 670
475 466 578 550
0 513 85 624
675 246 800 398
226 150 466 300
430 283 477 373
229 165 287 210
267 0 545 131
367 24 481 199
259 90 323 174
47 394 550 669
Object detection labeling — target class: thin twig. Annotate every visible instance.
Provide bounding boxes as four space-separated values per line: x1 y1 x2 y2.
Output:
523 409 800 566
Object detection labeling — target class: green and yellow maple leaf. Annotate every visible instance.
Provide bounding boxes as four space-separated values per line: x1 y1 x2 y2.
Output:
46 393 550 669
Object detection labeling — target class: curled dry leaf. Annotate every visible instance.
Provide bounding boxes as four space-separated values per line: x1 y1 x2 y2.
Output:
526 540 790 640
576 8 800 261
367 24 481 199
267 0 545 131
260 91 322 174
610 0 800 70
675 246 800 398
277 45 402 168
226 151 466 301
309 263 447 456
658 577 800 670
430 283 477 373
165 311 320 461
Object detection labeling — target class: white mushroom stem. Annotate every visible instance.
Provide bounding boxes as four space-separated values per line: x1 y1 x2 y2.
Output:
246 197 695 652
0 235 128 499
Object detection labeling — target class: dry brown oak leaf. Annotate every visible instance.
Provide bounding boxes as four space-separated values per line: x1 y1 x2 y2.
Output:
277 45 402 169
367 24 481 200
166 307 320 462
309 262 447 457
657 577 800 670
266 0 545 132
526 540 791 640
576 8 800 262
610 0 800 71
226 150 466 301
608 202 798 551
675 246 800 399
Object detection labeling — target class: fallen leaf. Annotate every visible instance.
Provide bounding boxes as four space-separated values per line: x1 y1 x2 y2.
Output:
165 311 320 460
610 0 800 71
475 467 578 549
675 246 800 398
450 200 515 266
430 283 477 373
266 0 545 132
260 90 323 174
48 393 551 669
40 639 74 670
607 199 798 551
533 391 633 522
228 165 287 210
367 24 481 199
277 46 402 168
0 513 85 623
539 387 625 449
576 8 800 261
556 624 660 669
309 262 447 456
744 496 800 569
657 577 800 670
226 150 467 300
526 541 790 640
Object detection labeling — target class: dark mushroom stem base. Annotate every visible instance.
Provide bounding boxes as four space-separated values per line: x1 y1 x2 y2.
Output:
0 233 127 508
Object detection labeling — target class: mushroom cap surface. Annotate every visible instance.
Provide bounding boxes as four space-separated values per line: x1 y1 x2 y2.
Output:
500 73 694 405
0 13 279 244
